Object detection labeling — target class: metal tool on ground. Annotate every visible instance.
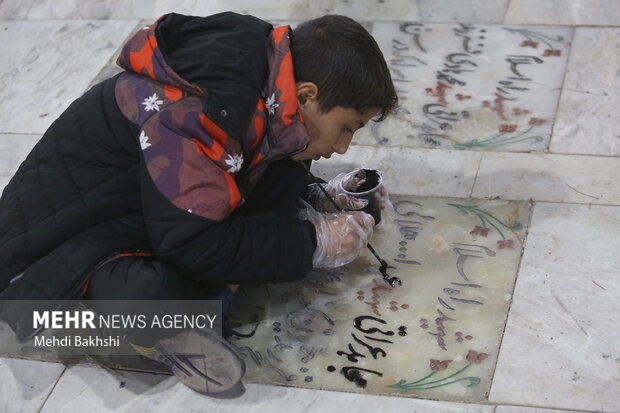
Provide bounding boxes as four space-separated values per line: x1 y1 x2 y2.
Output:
302 163 402 288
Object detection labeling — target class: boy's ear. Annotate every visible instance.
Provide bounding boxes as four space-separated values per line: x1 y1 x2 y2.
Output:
296 82 319 105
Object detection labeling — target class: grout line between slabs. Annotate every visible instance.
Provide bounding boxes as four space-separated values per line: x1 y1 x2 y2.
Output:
547 26 577 152
348 142 620 160
493 403 608 413
37 364 67 413
502 0 513 24
469 152 484 198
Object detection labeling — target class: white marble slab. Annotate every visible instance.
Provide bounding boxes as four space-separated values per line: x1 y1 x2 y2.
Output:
40 364 494 412
0 0 414 21
86 21 147 89
551 89 619 157
39 364 171 412
0 176 12 196
0 134 41 176
489 203 620 412
357 23 572 151
0 20 139 134
311 145 482 198
505 0 620 26
0 357 65 413
0 0 197 20
496 407 588 413
0 0 509 23
472 152 620 205
0 0 508 23
550 28 620 156
416 0 509 23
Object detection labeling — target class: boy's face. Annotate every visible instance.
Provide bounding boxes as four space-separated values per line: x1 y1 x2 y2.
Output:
291 82 379 162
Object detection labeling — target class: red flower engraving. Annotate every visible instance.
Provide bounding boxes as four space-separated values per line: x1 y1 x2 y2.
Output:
528 117 547 126
425 81 452 105
466 350 489 364
469 226 490 237
543 49 562 57
520 40 539 48
497 239 515 250
429 359 453 371
512 107 531 116
499 124 518 133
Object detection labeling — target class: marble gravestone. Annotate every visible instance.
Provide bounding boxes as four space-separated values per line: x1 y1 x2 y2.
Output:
227 195 530 402
354 23 572 151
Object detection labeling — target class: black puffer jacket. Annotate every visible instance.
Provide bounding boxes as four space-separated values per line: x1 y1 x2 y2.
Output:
0 12 317 340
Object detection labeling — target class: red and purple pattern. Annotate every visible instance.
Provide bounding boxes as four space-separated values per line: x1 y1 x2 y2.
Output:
115 19 309 222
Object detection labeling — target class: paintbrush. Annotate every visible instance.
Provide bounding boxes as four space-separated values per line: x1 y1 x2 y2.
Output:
302 163 402 288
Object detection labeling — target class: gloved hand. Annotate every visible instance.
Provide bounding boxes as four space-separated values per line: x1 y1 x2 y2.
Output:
300 206 375 268
305 171 369 213
306 169 393 214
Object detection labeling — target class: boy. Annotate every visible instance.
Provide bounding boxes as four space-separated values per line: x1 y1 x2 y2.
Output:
0 12 397 394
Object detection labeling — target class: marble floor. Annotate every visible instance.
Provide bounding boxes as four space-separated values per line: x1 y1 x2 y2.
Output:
0 1 619 412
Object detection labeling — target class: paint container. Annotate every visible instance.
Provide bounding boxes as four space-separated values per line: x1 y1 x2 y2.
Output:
340 168 383 225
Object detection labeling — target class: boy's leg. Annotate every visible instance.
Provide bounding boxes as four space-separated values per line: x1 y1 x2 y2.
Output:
83 253 235 341
82 253 245 395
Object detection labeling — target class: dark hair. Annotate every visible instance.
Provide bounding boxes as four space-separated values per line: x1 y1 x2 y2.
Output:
290 15 398 121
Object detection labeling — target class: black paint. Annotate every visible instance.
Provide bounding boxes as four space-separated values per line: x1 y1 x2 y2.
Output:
351 169 381 193
352 333 386 359
336 343 367 362
364 335 393 344
341 367 383 389
353 315 394 336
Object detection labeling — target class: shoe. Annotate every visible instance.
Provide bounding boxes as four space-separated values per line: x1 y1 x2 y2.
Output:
130 328 245 395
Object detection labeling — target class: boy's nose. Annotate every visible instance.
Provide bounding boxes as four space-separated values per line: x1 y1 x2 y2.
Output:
333 134 353 154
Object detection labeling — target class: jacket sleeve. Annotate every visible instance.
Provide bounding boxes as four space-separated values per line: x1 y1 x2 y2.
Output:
140 155 317 285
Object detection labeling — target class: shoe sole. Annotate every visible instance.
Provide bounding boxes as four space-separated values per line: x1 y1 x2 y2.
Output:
142 329 245 395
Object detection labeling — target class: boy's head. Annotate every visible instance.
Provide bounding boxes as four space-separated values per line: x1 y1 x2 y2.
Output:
289 15 398 161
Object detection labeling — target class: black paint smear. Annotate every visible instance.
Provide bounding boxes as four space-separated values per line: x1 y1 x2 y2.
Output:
353 315 394 336
336 343 366 363
351 333 386 359
341 367 383 389
394 258 421 265
364 335 393 344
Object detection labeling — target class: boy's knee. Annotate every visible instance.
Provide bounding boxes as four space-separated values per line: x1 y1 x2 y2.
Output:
85 257 172 300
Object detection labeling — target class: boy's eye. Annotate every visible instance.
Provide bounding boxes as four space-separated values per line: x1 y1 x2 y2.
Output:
343 127 354 134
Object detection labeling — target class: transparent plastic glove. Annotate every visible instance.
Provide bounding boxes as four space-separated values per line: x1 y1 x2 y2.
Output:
300 207 375 268
306 171 369 213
